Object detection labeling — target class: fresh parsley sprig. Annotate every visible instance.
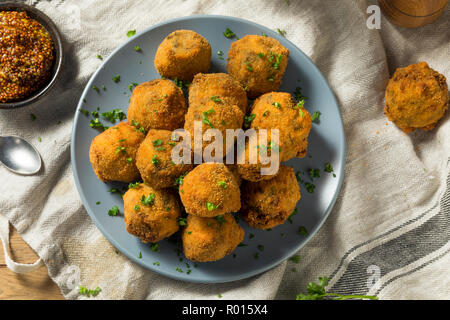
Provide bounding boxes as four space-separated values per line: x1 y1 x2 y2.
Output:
296 277 378 300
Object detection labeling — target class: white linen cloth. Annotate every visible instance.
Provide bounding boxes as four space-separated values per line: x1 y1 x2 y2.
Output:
0 0 449 299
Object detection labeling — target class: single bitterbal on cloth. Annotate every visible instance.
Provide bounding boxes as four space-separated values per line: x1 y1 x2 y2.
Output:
384 62 449 133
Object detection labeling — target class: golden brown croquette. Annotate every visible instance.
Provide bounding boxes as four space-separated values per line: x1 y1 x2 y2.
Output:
154 30 211 81
241 165 300 229
89 122 145 183
127 79 187 132
227 35 289 99
250 92 312 161
124 183 180 243
188 73 248 113
179 163 241 217
182 213 244 262
184 101 244 158
385 62 449 133
136 129 194 189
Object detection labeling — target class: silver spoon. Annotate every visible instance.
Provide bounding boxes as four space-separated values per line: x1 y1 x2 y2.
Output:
0 136 42 175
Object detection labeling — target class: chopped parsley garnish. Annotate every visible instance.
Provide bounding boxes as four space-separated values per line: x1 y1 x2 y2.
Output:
89 118 108 131
257 245 265 252
96 54 103 60
174 173 186 187
128 182 141 189
151 154 160 166
206 202 219 211
277 28 287 36
78 285 101 298
296 100 305 118
138 252 142 259
134 45 141 52
186 231 192 235
37 137 42 142
141 193 155 206
211 95 222 103
217 181 227 189
254 252 259 259
173 77 190 89
223 27 235 39
289 255 300 263
108 205 119 216
261 32 267 37
108 188 123 195
133 205 140 211
257 52 265 58
115 146 126 154
153 139 163 147
150 243 159 252
325 162 335 177
309 168 320 181
175 267 183 273
244 113 256 129
263 110 269 117
202 109 215 128
126 157 133 163
112 75 121 83
312 111 321 123
245 61 253 72
168 142 177 146
92 85 100 92
96 201 101 205
178 217 187 226
304 182 315 193
153 261 160 266
217 50 224 60
80 109 89 116
298 226 308 236
30 114 36 121
272 102 281 108
293 86 308 101
127 30 136 37
101 109 126 123
238 243 248 247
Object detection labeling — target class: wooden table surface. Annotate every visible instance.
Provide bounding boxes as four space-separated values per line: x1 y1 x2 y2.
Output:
0 225 64 300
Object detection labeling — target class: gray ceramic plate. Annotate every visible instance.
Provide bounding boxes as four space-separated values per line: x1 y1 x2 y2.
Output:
71 15 345 283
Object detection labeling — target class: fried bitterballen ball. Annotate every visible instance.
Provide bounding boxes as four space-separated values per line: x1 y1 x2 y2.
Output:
89 122 145 183
236 130 280 182
250 92 312 161
154 30 211 81
227 35 289 99
241 165 300 229
179 163 241 217
184 101 244 158
136 129 194 189
188 73 248 113
182 213 244 262
127 79 187 132
385 62 449 133
124 183 180 243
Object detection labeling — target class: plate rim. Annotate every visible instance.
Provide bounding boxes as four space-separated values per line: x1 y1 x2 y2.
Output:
70 14 346 284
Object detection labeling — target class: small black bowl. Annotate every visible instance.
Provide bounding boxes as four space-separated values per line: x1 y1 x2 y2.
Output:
0 2 64 109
